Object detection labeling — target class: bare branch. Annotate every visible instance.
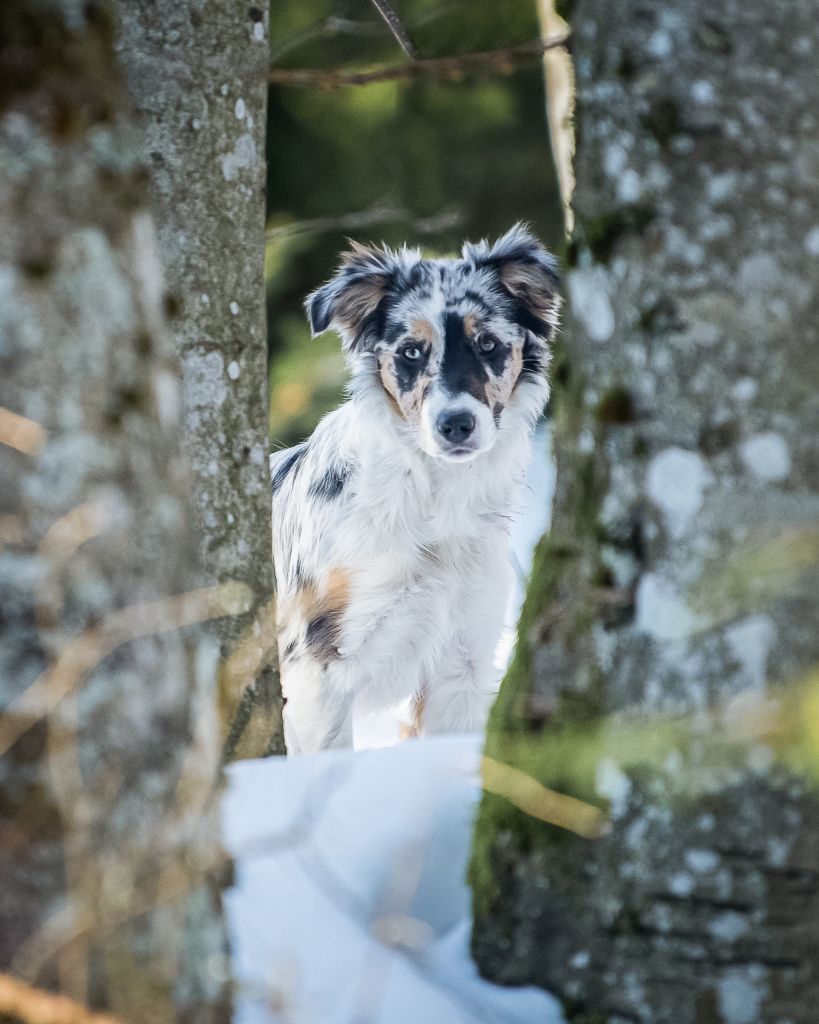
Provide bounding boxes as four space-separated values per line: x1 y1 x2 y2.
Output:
368 0 417 59
269 34 572 89
270 17 384 64
266 202 462 241
0 973 123 1024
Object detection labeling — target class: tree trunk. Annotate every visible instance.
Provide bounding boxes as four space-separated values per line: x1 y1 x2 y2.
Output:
0 3 230 1020
471 1 819 1021
114 1 284 760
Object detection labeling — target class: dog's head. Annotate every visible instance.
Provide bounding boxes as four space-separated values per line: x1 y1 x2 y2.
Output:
305 224 560 461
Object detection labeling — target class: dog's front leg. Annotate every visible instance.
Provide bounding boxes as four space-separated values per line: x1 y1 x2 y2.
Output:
419 648 499 736
282 662 353 754
420 543 512 736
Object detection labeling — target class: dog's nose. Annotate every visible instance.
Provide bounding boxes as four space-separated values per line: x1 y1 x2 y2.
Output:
437 410 476 442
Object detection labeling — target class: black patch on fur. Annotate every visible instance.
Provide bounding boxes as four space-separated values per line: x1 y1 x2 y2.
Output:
407 262 432 294
282 639 298 660
441 311 490 403
462 289 495 315
507 295 552 340
271 443 307 495
293 560 311 589
520 331 546 382
480 334 510 377
305 612 342 663
306 290 333 334
356 288 398 351
393 350 427 394
309 461 352 501
382 320 406 347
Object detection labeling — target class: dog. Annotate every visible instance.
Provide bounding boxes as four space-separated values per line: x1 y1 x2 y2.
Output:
270 224 560 753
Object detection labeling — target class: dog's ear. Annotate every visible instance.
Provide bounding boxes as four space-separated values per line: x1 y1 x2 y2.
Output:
463 223 561 340
305 242 412 352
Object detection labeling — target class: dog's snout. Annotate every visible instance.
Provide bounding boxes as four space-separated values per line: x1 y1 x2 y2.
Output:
437 410 476 443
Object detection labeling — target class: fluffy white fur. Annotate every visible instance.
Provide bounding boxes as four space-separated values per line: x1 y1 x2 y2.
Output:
271 225 558 753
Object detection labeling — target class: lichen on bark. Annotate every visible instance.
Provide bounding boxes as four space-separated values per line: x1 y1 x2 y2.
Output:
470 1 819 1019
115 1 284 759
0 2 230 1018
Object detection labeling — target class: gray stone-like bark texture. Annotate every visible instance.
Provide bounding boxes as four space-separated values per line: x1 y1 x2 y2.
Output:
115 0 284 760
0 2 229 1019
471 1 819 1021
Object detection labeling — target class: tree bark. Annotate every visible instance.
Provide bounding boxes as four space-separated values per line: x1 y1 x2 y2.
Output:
471 1 819 1021
0 2 230 1020
114 1 284 760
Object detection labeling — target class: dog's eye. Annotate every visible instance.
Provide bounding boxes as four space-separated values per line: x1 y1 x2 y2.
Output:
476 334 498 354
400 344 423 361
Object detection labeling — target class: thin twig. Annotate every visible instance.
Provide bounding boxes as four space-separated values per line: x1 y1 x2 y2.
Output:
368 0 417 59
0 582 253 757
266 202 461 241
0 973 123 1024
269 34 571 89
269 4 460 64
269 17 384 64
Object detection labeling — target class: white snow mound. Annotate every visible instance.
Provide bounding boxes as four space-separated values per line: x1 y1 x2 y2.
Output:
222 734 564 1024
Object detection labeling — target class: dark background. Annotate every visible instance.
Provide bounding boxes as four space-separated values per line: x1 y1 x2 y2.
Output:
265 0 562 446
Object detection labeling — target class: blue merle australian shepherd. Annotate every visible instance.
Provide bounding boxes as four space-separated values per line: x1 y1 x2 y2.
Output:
270 224 560 753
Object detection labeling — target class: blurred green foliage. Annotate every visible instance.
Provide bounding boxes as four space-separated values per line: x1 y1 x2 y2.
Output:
266 0 562 446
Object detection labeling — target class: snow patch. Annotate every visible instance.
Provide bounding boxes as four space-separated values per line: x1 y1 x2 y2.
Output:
603 142 628 177
227 360 241 381
595 758 631 818
646 447 713 539
234 98 247 120
709 912 750 943
220 133 256 182
724 614 776 690
731 377 758 402
692 80 715 104
717 968 768 1024
636 573 702 641
707 172 738 204
804 226 819 256
739 431 791 481
222 736 564 1024
617 169 641 203
182 350 228 410
568 268 615 342
648 29 673 57
152 369 180 427
737 253 780 294
684 848 719 874
668 872 695 898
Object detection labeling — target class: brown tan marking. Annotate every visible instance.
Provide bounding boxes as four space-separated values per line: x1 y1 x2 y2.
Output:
377 351 434 424
400 688 427 739
499 261 559 321
278 567 352 663
410 318 436 344
462 311 525 409
485 343 523 410
333 275 389 333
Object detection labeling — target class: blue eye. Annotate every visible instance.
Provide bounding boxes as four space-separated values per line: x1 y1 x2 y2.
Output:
477 333 497 354
401 345 422 361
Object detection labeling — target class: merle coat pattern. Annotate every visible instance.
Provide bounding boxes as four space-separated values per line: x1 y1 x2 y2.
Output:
270 225 560 753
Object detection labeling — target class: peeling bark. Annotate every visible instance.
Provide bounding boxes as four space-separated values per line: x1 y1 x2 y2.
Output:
471 1 819 1020
0 2 229 1019
115 0 284 760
